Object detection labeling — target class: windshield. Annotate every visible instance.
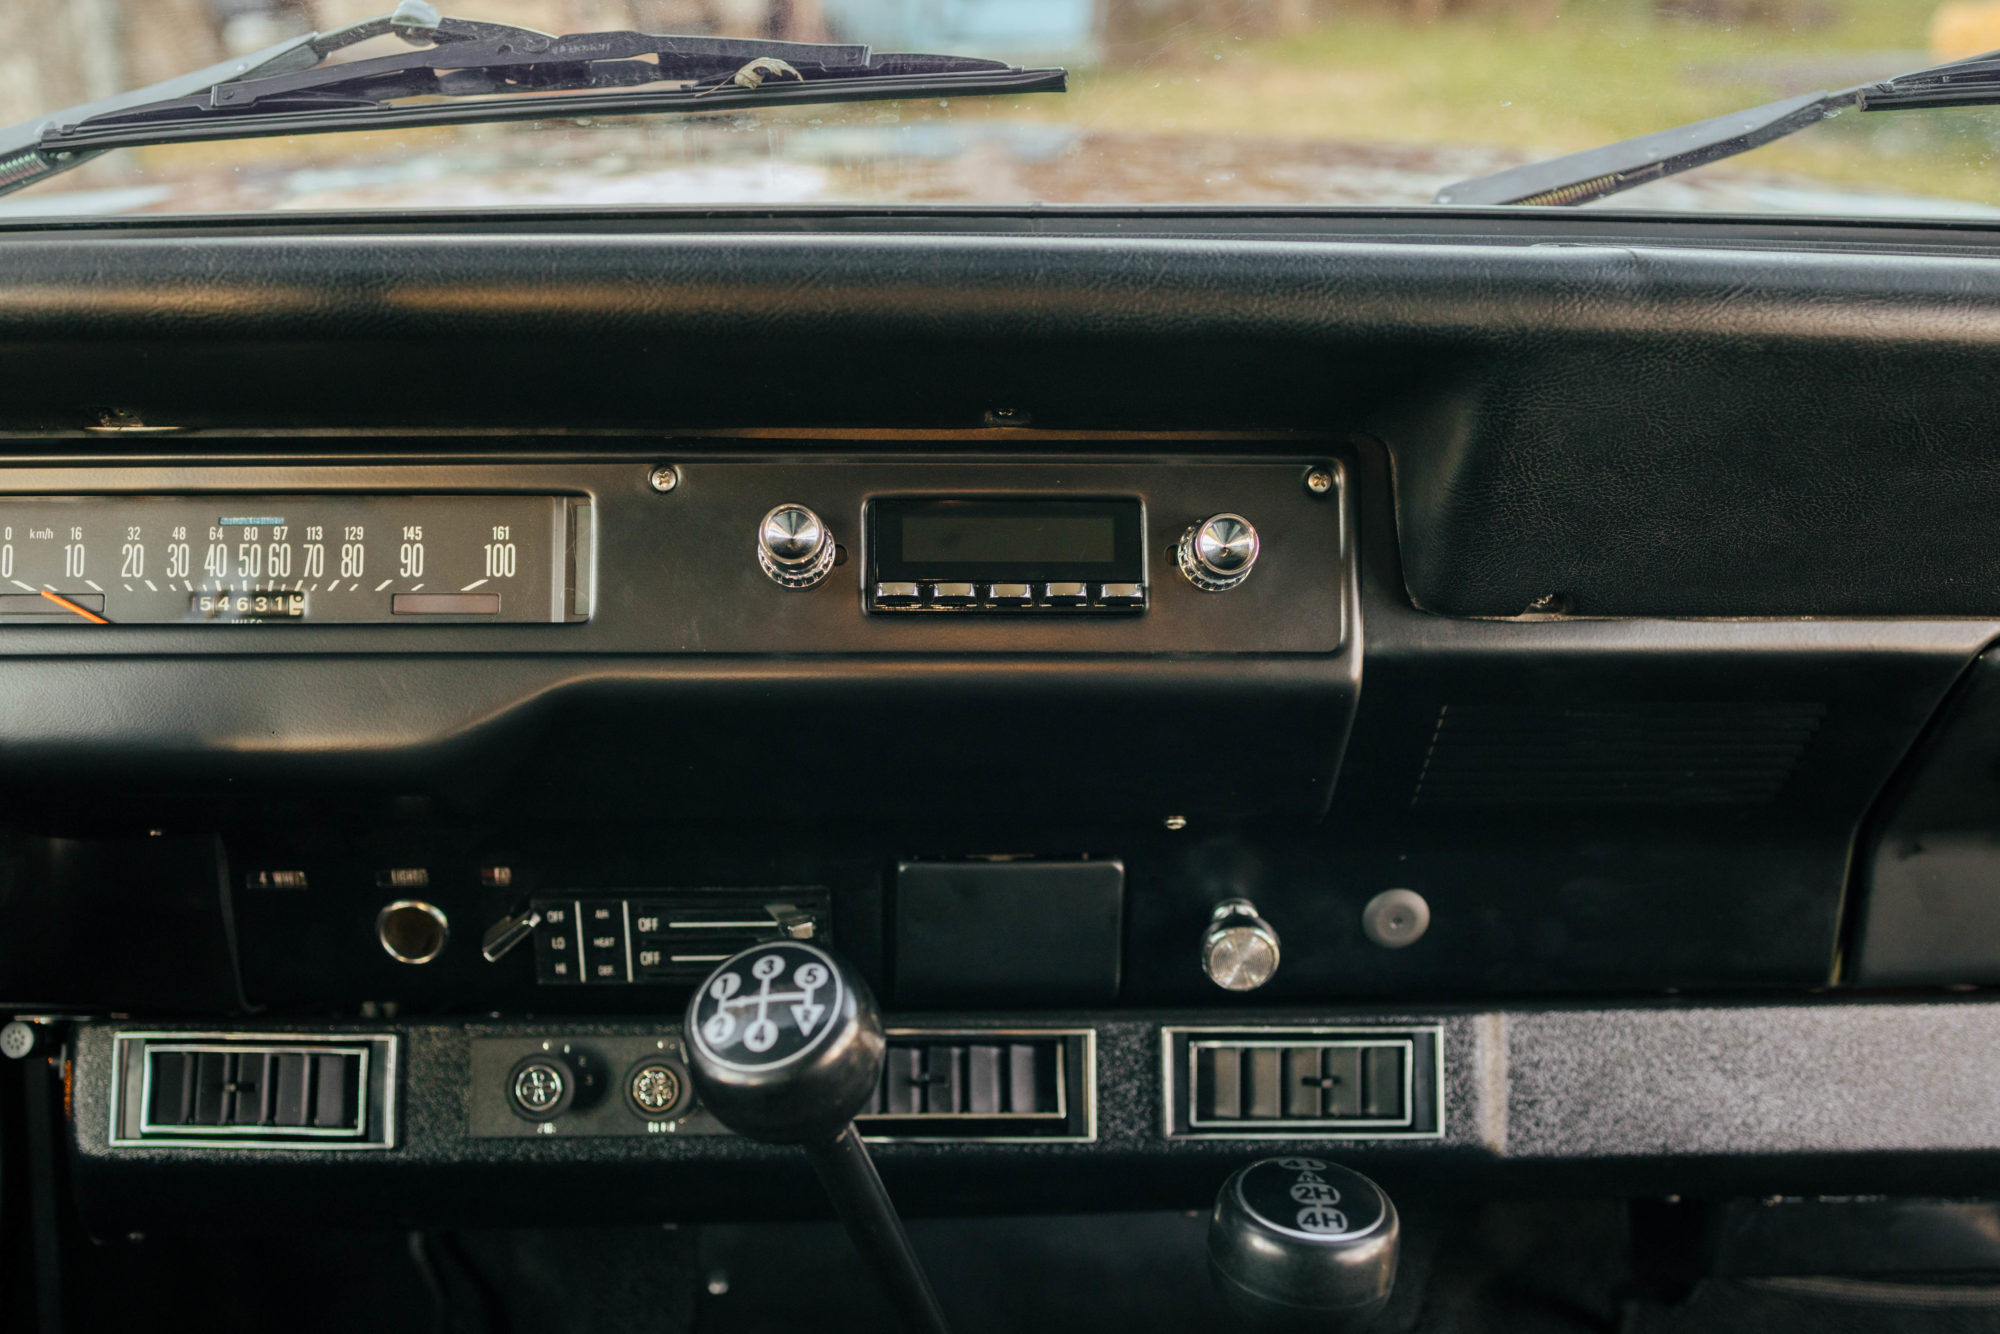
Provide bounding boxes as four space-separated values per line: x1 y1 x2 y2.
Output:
8 0 2000 221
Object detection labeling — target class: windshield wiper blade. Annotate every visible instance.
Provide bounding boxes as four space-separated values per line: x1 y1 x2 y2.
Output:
1434 89 1840 207
1853 51 2000 109
1434 47 2000 208
0 0 1065 199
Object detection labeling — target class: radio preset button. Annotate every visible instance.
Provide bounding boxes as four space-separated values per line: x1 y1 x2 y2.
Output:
932 582 979 604
1097 582 1147 607
988 583 1033 604
1043 582 1089 605
874 581 920 606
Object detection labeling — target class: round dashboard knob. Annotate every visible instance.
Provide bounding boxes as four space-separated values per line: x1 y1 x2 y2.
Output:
757 504 837 590
1179 513 1260 591
1202 898 1281 991
508 1052 577 1121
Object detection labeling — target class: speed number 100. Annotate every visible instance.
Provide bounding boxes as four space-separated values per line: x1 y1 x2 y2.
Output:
485 525 516 578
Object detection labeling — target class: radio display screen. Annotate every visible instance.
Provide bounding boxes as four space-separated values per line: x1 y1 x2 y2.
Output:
900 514 1115 565
871 498 1144 583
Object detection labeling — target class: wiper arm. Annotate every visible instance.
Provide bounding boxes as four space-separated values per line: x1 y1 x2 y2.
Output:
1435 47 2000 208
0 0 1065 200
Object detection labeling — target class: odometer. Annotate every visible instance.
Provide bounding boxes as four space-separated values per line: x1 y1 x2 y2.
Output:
191 591 307 621
0 495 586 625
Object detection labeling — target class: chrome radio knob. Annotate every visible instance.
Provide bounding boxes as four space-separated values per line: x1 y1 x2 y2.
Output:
1203 898 1281 992
757 503 836 590
1178 513 1260 591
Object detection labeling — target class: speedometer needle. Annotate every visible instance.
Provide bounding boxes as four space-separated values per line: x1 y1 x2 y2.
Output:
40 590 109 624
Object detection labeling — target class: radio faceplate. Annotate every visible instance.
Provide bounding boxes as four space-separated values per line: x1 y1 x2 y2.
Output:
868 497 1148 614
868 496 1152 616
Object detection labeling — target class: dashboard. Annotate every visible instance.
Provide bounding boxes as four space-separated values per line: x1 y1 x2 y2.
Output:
8 213 2000 1330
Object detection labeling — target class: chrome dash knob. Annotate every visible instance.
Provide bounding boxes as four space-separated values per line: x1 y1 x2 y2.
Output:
1202 898 1281 992
757 504 836 590
1178 513 1259 591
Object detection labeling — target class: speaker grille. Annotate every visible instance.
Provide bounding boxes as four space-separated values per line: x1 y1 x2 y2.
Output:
1413 702 1826 809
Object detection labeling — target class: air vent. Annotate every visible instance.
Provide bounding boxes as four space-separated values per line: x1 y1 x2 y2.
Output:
1163 1027 1442 1140
857 1029 1094 1142
109 1032 396 1150
1412 702 1825 809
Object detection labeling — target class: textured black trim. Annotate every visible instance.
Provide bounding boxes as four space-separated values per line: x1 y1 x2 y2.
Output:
65 1001 2000 1229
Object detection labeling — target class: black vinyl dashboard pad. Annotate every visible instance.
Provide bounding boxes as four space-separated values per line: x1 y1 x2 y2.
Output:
9 211 2000 1255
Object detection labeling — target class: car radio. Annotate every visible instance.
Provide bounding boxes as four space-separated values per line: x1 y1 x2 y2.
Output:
865 497 1150 614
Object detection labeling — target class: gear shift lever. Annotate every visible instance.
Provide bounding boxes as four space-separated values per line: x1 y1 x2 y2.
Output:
684 941 950 1334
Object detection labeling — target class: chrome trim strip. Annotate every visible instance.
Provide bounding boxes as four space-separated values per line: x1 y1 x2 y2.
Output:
620 899 635 984
1185 1038 1416 1132
136 1041 374 1139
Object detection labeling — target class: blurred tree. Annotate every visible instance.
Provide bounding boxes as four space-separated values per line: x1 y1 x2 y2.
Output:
0 0 116 128
1098 0 1561 47
1653 0 1829 22
124 0 229 86
1930 0 2000 57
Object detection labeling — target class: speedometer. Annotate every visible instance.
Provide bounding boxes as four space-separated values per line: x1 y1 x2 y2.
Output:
0 495 587 624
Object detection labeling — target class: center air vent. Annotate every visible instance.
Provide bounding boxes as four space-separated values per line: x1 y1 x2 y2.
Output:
857 1029 1094 1142
1163 1026 1442 1140
110 1032 397 1150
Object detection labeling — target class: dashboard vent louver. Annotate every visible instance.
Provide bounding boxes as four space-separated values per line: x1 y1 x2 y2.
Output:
857 1029 1094 1142
1163 1027 1443 1140
109 1032 397 1150
1413 701 1825 809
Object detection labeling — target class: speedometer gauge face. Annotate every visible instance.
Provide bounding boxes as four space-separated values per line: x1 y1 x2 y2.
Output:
0 495 582 625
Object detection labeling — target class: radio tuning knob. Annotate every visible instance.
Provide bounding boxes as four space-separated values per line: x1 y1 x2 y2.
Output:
1203 898 1281 992
1178 513 1260 591
757 504 837 590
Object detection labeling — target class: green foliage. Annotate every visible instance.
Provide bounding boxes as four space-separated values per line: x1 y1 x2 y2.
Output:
1052 0 2000 205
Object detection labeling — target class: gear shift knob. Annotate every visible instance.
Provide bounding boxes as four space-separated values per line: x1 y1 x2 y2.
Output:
684 940 885 1144
685 941 949 1334
1208 1157 1400 1330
